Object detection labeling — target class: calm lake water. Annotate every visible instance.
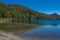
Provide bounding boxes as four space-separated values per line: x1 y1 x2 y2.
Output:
18 20 60 40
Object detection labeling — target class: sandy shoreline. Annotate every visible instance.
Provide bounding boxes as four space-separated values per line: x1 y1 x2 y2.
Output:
0 31 24 40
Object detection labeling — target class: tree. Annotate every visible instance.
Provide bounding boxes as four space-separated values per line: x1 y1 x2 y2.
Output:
21 16 24 23
28 12 32 23
0 12 5 18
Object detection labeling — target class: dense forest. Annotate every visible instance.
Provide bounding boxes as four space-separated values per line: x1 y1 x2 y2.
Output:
0 2 60 23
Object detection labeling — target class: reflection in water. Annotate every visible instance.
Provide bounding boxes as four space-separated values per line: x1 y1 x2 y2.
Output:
52 24 57 27
18 20 60 40
18 25 60 40
52 20 58 26
35 20 60 25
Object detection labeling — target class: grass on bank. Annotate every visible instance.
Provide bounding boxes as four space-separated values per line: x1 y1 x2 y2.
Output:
0 18 43 34
0 23 43 34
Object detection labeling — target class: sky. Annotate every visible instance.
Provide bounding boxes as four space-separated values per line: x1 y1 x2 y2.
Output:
1 0 60 14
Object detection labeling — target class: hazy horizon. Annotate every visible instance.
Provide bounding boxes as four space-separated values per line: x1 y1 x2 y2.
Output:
1 0 60 15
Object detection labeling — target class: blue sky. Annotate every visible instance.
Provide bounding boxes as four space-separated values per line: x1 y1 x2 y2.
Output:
1 0 60 14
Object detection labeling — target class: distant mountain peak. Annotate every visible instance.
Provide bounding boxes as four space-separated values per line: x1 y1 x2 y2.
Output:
0 3 60 20
51 12 58 16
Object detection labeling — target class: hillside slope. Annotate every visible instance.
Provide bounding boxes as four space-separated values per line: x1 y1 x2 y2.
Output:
0 2 58 22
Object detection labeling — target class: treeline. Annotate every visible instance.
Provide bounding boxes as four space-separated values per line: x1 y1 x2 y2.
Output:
0 2 59 23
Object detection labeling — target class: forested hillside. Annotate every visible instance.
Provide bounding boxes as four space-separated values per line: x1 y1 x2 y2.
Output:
0 2 59 23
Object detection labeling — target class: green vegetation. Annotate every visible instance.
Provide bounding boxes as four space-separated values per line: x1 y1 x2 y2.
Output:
0 23 42 34
0 2 57 23
0 19 43 34
0 2 58 34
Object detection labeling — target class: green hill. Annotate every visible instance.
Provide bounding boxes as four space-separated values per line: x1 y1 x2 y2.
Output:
0 2 57 23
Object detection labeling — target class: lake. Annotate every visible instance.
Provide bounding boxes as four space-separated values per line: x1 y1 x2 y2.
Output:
18 20 60 40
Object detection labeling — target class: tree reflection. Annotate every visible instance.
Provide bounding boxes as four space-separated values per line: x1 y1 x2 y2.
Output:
52 23 57 26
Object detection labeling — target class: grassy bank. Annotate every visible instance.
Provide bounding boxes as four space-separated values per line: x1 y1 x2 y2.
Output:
0 22 43 34
0 18 43 34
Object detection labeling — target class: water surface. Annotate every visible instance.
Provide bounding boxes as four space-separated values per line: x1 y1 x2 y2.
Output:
18 20 60 40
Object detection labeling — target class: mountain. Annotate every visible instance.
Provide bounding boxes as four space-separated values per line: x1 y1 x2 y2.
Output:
0 2 60 22
51 13 60 20
51 13 58 17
